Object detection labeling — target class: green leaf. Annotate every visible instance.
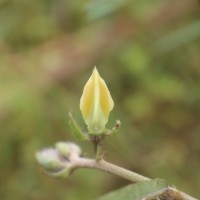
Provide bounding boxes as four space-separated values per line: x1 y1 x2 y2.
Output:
69 112 89 141
98 179 169 200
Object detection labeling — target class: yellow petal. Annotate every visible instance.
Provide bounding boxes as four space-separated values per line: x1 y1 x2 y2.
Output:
80 74 94 120
99 74 114 119
80 67 114 134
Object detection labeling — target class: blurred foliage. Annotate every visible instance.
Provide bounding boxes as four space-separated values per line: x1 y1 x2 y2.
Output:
0 0 200 199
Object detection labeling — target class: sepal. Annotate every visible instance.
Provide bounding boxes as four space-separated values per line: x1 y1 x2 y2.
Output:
69 111 89 140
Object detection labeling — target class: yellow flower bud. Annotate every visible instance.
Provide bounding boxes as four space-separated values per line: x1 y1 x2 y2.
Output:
80 67 114 134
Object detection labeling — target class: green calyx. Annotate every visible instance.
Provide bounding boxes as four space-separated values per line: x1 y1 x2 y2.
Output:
69 111 121 140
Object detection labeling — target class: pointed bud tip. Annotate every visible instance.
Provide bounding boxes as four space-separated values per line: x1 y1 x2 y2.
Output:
93 66 97 71
92 66 99 77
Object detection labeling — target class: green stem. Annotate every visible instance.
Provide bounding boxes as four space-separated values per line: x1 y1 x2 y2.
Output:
96 141 104 161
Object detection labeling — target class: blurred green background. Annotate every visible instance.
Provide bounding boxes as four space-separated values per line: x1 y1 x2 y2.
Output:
0 0 200 199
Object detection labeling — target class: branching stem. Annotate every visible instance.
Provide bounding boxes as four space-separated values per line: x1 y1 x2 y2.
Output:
71 157 197 200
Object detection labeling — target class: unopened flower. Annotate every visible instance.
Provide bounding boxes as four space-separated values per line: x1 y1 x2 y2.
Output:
80 67 114 134
36 148 65 171
55 142 82 158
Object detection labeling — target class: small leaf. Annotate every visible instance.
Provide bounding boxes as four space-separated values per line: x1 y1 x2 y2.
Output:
69 111 89 140
98 179 169 200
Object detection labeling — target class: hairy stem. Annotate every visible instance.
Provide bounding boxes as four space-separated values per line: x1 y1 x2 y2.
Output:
73 157 150 182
